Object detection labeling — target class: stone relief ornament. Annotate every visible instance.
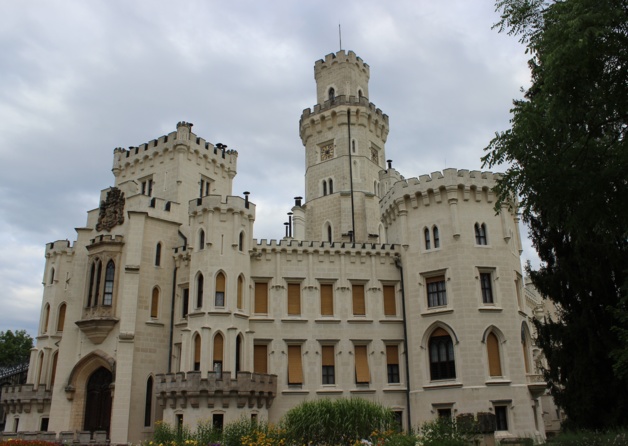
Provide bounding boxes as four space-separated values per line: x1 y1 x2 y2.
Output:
96 187 125 232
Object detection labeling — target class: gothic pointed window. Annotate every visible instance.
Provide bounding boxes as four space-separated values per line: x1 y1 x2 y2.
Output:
57 303 66 332
94 260 102 306
151 287 159 318
193 334 201 371
103 261 115 306
155 243 162 266
475 223 488 245
429 328 456 380
215 272 226 307
424 228 431 250
329 179 333 194
433 226 440 248
199 229 205 250
323 181 327 196
87 262 96 307
196 273 204 309
144 376 153 427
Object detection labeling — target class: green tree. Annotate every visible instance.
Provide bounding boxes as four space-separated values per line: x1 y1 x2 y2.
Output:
483 0 628 430
0 330 34 367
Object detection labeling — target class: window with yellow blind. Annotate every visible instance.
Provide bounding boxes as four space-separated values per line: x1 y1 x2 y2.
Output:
213 333 224 376
352 284 366 316
320 283 334 316
57 303 66 332
215 272 226 307
254 282 268 314
354 345 370 384
486 332 502 377
321 345 335 385
386 345 400 383
253 344 268 374
383 285 396 316
287 283 301 316
287 345 303 385
150 287 159 319
237 276 244 310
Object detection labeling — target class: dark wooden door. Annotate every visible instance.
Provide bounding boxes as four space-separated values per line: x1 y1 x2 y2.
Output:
83 367 112 434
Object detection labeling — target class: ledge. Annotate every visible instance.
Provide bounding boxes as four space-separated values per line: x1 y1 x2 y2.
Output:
347 318 373 324
423 381 463 390
478 307 503 313
146 320 165 327
421 308 454 317
314 318 341 324
378 318 403 324
280 318 309 323
316 388 343 395
250 317 274 323
485 379 511 386
383 386 407 393
281 389 309 395
350 388 376 394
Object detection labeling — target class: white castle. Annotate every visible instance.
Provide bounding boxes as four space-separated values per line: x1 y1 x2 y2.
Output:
1 50 556 443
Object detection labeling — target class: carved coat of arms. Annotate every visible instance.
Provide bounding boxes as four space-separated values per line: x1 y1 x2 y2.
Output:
96 187 125 232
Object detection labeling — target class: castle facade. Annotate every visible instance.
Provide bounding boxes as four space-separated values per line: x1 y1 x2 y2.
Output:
1 50 548 443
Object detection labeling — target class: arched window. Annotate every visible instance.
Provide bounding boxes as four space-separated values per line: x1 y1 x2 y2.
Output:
429 328 456 380
235 335 242 373
323 181 327 196
196 273 204 309
328 87 335 101
329 179 333 194
215 272 226 307
352 140 356 153
239 231 244 252
521 323 531 373
487 332 502 377
433 226 440 248
155 243 162 266
144 376 153 427
424 228 431 250
150 287 159 319
237 275 244 310
49 267 55 285
326 223 333 243
475 223 488 245
37 351 44 386
193 334 201 371
358 89 363 99
199 229 205 250
87 262 97 307
56 303 66 332
50 351 58 387
43 304 50 333
213 333 224 377
94 260 103 306
103 260 115 306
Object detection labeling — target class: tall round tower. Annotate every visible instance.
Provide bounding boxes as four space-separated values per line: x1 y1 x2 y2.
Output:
299 50 389 243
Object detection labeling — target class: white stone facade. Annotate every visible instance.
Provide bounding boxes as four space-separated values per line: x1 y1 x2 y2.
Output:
2 50 549 444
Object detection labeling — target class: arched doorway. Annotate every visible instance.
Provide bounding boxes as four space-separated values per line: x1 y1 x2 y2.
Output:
84 367 112 434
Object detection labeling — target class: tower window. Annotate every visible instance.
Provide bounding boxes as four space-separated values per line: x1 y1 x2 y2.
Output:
433 226 440 248
196 273 204 309
424 228 431 250
323 181 327 196
328 87 335 101
475 223 488 245
103 261 115 306
321 345 335 385
480 272 494 304
328 179 333 194
198 229 205 250
426 276 447 307
155 243 162 266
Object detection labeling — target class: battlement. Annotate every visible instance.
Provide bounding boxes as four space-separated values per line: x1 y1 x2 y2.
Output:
45 239 74 256
300 95 388 123
112 122 238 176
251 238 400 257
189 194 256 219
88 234 125 247
314 50 370 77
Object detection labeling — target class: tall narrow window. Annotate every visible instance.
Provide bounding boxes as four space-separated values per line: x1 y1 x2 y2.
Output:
182 288 189 318
487 332 502 377
328 87 335 101
495 406 508 431
213 333 224 377
235 335 242 373
254 282 268 314
196 273 204 309
386 345 400 383
49 267 55 285
327 224 332 243
150 287 159 319
320 283 334 316
50 352 58 387
103 260 115 306
56 304 66 332
94 260 102 305
429 328 456 380
254 344 268 374
155 243 162 266
323 181 327 196
215 272 226 307
433 226 440 248
144 376 153 427
237 276 244 310
239 231 244 252
475 223 488 245
287 283 301 316
199 229 205 250
321 345 335 384
383 285 397 316
43 304 50 333
87 262 97 307
354 345 370 384
522 324 531 373
480 272 494 304
288 345 303 385
193 334 201 371
329 179 333 194
352 284 366 316
426 276 447 307
424 228 431 250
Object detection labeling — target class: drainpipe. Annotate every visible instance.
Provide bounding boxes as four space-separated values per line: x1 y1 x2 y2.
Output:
168 266 178 373
394 254 412 431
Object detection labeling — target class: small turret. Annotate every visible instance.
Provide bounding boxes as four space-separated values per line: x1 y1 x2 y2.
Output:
314 50 370 106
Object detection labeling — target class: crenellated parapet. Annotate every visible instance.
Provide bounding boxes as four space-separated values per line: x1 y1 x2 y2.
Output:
189 194 256 220
299 96 389 144
45 240 74 259
251 238 400 258
380 168 508 222
1 383 52 414
155 371 276 409
112 122 238 179
314 50 370 77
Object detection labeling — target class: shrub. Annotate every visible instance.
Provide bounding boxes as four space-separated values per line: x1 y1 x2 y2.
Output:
545 429 628 446
281 398 395 445
417 417 479 446
222 417 279 446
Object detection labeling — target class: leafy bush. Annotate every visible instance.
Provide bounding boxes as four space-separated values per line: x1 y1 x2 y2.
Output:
417 417 479 446
545 429 628 446
222 417 280 446
280 398 395 445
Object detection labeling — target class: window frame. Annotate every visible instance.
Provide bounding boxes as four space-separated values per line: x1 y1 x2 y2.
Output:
475 223 488 245
428 328 456 381
426 275 447 308
480 271 494 304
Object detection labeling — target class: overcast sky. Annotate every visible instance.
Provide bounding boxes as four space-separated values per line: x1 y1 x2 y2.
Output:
0 0 536 337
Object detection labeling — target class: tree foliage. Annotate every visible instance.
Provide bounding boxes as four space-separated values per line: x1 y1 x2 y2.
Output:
483 0 628 429
0 330 33 368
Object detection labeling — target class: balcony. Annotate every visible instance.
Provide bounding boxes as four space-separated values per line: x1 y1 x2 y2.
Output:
156 371 277 409
526 373 547 397
1 383 52 414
